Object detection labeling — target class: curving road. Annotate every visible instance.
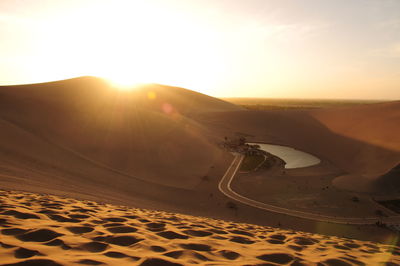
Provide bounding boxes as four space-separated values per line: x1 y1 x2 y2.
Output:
218 154 400 225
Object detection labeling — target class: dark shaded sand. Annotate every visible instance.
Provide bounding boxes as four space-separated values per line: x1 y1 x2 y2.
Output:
0 77 399 240
1 190 400 265
0 77 239 190
0 77 399 265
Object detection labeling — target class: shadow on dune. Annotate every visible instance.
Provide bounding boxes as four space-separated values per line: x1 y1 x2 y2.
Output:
0 77 241 190
0 77 240 214
195 105 400 196
0 77 398 197
0 77 399 242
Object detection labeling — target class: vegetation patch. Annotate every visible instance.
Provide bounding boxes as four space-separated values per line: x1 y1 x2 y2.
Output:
240 154 265 172
222 98 384 110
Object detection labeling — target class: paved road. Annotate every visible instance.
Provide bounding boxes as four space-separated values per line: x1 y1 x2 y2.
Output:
218 154 400 225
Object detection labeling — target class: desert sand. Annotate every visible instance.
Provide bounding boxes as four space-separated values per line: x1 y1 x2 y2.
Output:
0 77 240 189
196 101 400 195
1 189 400 266
0 77 399 264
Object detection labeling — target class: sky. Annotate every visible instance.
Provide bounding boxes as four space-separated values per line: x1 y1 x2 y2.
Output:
0 0 399 99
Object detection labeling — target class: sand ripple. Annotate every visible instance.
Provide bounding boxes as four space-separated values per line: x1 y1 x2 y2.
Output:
0 189 399 265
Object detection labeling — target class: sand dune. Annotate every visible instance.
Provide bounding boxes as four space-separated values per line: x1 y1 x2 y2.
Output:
132 83 243 115
0 77 237 188
309 101 400 174
0 77 400 264
2 77 397 195
1 189 399 266
311 101 400 153
309 102 400 193
195 101 400 195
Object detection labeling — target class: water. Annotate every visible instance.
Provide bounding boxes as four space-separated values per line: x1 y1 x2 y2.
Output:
251 143 321 169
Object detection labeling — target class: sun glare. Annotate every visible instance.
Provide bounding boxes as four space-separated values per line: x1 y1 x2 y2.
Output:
102 72 146 91
24 0 225 95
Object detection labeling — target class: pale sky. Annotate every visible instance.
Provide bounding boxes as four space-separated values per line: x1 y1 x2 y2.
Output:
0 0 399 99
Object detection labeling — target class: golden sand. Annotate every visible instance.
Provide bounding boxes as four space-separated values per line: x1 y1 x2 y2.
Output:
1 190 399 266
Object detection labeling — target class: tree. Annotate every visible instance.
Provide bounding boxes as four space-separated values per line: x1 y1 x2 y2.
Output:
201 175 209 181
226 201 238 210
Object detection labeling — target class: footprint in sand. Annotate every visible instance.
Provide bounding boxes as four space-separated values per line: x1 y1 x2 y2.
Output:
103 217 127 223
44 238 71 250
106 226 137 233
323 258 353 266
219 250 240 260
182 229 213 237
14 247 42 258
102 222 124 228
3 259 62 266
80 241 109 252
163 250 184 259
288 244 304 251
16 229 63 242
266 238 285 244
209 228 228 234
75 259 105 265
66 226 94 234
150 245 167 252
229 229 254 237
123 215 138 219
146 222 166 232
70 207 95 213
99 235 143 246
269 234 286 241
0 241 16 249
179 243 212 252
68 214 90 219
229 236 255 244
193 252 211 261
0 217 9 226
2 228 29 235
47 214 80 223
292 236 318 246
140 258 183 266
257 253 294 264
157 231 188 240
103 251 128 258
0 210 39 220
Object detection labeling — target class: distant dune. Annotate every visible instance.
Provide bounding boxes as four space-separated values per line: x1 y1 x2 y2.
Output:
310 101 400 193
0 77 240 189
0 76 399 249
195 101 400 195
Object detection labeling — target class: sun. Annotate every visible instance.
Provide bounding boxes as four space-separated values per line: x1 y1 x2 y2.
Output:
25 0 225 95
101 72 148 91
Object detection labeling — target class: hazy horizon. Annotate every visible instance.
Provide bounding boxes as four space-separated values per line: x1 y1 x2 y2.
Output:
1 75 395 101
0 3 400 263
0 0 399 100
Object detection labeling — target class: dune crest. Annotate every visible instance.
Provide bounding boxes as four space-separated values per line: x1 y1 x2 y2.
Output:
0 77 239 188
1 77 400 265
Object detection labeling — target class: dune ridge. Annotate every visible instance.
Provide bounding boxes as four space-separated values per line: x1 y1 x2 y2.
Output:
1 77 400 265
1 77 398 195
1 189 399 266
0 77 239 189
195 101 400 195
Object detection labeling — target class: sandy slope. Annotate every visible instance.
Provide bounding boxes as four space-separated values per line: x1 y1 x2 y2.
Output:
311 101 400 153
0 76 399 258
309 102 400 193
1 76 398 195
1 190 399 266
0 77 239 189
195 101 400 194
